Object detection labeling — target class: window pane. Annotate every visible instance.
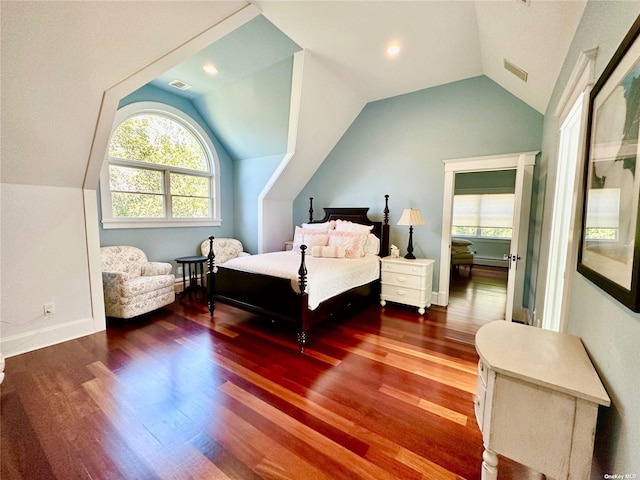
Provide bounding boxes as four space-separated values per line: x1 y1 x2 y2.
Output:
172 197 210 218
112 193 164 218
109 114 208 171
585 228 618 240
170 173 209 197
109 165 163 194
479 227 512 238
452 226 477 236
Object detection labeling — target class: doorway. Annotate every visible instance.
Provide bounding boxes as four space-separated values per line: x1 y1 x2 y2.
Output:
439 152 537 322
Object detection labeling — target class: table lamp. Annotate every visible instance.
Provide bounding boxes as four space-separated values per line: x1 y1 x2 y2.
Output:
397 208 425 259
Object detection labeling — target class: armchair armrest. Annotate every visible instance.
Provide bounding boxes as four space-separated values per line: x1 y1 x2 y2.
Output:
102 271 129 293
142 262 173 276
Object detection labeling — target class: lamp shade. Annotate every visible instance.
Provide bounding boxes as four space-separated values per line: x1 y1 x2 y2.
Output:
397 208 425 226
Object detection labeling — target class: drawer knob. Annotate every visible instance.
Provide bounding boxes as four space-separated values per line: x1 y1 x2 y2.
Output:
397 276 406 283
396 289 406 296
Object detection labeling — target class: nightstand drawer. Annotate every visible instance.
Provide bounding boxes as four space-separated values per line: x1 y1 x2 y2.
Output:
381 271 425 289
380 284 425 304
381 261 427 276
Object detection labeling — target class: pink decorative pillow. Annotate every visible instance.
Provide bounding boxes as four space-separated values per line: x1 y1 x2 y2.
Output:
293 227 329 253
310 245 346 258
335 219 374 233
328 230 367 258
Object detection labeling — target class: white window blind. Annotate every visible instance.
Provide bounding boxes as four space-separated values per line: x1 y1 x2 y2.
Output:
453 194 515 228
585 188 620 229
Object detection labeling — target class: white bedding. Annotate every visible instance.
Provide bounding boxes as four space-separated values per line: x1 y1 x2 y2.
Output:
220 251 381 310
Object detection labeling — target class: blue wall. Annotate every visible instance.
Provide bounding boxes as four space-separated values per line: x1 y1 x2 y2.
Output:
98 84 235 268
294 75 543 293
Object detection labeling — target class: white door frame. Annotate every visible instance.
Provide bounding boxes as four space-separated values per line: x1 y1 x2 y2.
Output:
540 48 597 332
439 151 538 321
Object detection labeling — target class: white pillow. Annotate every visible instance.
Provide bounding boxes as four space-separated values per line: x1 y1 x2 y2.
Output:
303 233 329 249
293 226 329 253
328 230 368 258
310 245 346 258
364 234 380 255
301 220 336 230
335 219 374 233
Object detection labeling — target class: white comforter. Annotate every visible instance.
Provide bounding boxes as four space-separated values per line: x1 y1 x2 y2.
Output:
220 251 381 310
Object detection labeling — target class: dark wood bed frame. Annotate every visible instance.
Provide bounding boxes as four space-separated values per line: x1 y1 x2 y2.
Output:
206 195 390 352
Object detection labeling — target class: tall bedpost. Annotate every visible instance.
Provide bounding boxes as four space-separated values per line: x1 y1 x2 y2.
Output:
297 244 308 352
381 194 390 257
308 197 314 222
207 235 216 316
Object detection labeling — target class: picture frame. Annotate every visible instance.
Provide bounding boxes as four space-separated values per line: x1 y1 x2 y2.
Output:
578 16 640 311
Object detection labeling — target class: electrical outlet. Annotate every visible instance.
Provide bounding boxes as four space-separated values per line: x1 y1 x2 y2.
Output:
44 303 55 316
177 266 183 275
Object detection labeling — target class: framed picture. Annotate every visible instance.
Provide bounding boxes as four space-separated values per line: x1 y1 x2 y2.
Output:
578 16 640 311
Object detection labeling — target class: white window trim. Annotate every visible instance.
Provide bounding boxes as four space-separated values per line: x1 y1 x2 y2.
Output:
100 101 221 229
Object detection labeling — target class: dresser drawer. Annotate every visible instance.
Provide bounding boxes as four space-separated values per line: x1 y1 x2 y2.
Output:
381 271 425 289
381 261 427 276
474 372 486 430
478 359 488 387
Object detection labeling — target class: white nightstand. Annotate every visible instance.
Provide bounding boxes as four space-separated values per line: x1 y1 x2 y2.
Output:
474 321 610 480
380 256 434 314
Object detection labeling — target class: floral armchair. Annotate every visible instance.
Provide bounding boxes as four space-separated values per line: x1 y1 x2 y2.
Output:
100 246 175 319
200 237 249 265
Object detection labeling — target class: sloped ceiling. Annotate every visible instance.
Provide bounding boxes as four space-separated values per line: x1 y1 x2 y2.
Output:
255 0 587 112
145 1 586 161
150 1 589 111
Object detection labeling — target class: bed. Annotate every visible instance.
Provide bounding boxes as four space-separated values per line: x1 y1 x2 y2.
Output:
205 196 391 352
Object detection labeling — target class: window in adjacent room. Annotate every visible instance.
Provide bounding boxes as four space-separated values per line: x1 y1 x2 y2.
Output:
452 193 514 239
100 102 221 228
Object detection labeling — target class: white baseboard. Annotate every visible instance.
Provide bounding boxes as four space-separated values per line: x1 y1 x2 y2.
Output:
474 257 508 268
1 316 100 358
434 291 447 307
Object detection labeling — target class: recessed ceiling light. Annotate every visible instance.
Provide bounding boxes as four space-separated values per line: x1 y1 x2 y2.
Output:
387 43 401 56
203 64 218 75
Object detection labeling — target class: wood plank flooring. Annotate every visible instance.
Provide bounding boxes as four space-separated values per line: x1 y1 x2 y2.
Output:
1 269 537 480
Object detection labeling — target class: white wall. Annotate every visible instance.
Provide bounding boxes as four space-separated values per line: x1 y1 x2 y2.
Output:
0 185 97 355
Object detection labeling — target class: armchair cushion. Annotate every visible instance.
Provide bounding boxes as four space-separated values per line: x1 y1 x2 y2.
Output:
200 238 249 265
100 246 175 319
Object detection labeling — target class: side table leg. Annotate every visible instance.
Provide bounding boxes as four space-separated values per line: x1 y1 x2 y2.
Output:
481 447 498 480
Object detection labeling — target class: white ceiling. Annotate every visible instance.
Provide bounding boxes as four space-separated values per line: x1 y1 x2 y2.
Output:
253 0 587 113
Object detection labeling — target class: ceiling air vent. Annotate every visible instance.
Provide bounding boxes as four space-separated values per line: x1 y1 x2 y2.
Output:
503 59 528 82
168 79 192 91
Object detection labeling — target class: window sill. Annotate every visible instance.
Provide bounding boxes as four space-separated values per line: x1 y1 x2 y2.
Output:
102 219 222 229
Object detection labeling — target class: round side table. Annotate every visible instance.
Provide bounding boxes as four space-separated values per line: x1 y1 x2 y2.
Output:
175 255 207 300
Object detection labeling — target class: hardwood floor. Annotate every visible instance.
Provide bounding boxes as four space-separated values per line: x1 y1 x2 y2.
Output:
1 278 536 480
448 265 509 329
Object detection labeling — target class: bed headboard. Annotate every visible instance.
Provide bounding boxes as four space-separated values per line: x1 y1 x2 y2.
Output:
308 195 390 257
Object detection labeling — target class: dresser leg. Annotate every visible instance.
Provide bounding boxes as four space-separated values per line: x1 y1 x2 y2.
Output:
481 447 498 480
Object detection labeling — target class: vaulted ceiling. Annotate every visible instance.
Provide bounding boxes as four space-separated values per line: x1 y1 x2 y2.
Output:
151 0 587 114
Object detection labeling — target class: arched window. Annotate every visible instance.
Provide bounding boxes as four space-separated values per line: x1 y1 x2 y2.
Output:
100 102 221 228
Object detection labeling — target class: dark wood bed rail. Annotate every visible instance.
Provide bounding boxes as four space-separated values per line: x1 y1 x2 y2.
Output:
206 195 390 352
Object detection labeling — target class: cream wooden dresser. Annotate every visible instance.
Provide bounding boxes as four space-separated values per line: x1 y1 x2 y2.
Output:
380 257 434 314
474 321 610 480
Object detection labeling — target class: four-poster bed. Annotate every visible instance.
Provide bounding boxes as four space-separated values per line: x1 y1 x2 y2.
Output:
206 195 390 351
